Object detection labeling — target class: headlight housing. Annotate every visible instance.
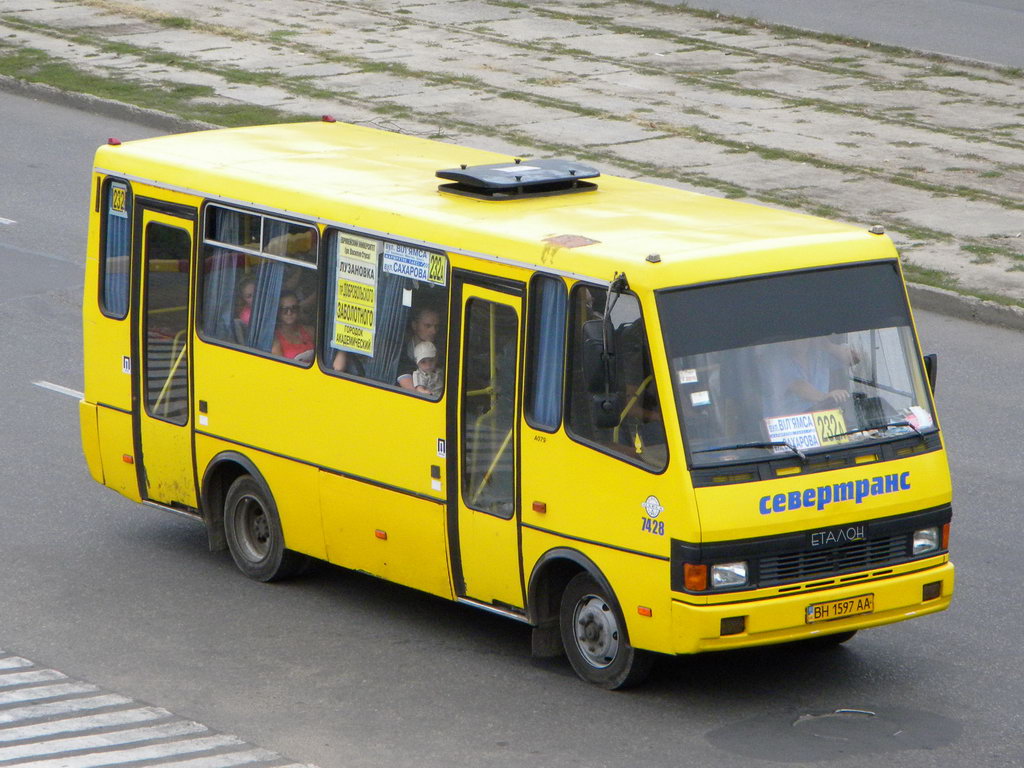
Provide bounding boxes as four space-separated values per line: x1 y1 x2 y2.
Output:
710 561 748 589
912 526 941 555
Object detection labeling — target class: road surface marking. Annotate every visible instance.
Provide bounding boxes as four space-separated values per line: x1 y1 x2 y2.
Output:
0 217 15 225
0 706 170 742
0 720 210 761
32 380 83 399
0 650 317 767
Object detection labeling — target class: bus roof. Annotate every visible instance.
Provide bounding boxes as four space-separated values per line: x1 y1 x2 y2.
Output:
95 121 894 288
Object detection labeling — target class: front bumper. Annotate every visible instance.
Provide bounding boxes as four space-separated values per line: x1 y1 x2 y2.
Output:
670 559 954 654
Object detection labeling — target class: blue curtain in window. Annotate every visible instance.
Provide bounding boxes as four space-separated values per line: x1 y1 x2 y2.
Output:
201 209 241 340
531 277 567 429
246 261 283 352
247 220 289 351
363 270 409 384
201 248 239 340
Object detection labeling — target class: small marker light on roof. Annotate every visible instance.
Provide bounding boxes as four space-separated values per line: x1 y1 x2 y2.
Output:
107 138 122 146
646 253 662 263
869 225 885 235
321 115 336 123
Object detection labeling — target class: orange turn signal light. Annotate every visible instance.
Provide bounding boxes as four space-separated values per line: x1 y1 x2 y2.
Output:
637 606 653 617
374 529 388 540
684 563 708 591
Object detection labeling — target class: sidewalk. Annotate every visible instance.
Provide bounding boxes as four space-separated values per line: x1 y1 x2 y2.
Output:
2 0 1022 322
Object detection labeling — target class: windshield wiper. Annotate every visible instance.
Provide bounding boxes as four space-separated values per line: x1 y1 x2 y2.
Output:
693 441 807 462
831 420 923 441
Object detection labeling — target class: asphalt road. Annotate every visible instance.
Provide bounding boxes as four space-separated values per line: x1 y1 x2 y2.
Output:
1 88 1022 767
669 0 1024 68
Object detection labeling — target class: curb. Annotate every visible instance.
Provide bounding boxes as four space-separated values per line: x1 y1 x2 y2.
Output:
906 283 1024 332
0 74 215 133
4 76 1021 333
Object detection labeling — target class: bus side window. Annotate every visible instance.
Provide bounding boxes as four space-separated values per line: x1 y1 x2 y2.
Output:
322 229 449 396
525 274 567 431
198 205 317 363
566 285 667 471
99 179 131 319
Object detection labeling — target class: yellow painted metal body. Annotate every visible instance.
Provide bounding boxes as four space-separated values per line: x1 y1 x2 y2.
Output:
80 121 953 658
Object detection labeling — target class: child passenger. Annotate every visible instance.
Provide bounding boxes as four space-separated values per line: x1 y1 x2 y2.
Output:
411 341 443 397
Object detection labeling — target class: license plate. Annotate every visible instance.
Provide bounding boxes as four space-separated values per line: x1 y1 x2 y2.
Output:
806 594 874 623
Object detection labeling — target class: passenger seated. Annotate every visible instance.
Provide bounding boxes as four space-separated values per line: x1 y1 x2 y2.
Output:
271 291 314 362
397 306 442 390
411 342 443 397
235 276 256 326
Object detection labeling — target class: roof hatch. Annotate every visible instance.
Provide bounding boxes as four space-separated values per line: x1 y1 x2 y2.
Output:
436 158 600 200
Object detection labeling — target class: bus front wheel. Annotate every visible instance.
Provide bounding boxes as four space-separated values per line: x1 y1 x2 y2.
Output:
559 573 653 689
223 475 304 582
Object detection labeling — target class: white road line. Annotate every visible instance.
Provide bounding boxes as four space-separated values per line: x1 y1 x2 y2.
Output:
0 658 33 671
0 669 66 688
0 652 317 767
0 695 134 725
0 217 15 226
32 380 84 399
0 720 210 761
22 734 245 768
0 682 98 706
149 748 283 768
0 706 171 742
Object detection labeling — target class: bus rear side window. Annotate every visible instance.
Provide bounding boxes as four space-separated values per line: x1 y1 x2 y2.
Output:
100 180 131 318
198 204 318 364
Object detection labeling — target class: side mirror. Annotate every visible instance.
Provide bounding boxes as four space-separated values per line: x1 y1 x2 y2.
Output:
923 353 938 393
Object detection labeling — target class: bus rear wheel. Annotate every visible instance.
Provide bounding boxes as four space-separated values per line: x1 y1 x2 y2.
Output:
559 573 653 689
223 475 304 582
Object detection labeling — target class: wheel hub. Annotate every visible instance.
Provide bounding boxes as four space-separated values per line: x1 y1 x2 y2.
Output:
573 594 619 669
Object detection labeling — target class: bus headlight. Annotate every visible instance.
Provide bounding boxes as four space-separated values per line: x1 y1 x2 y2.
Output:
912 527 941 555
711 561 748 589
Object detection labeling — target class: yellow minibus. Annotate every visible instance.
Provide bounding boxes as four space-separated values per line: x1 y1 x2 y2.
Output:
81 119 953 688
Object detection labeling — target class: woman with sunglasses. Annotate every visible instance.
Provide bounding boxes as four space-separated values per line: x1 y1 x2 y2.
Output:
271 290 315 362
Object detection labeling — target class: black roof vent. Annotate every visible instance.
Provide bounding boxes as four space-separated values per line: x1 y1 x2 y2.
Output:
437 158 600 200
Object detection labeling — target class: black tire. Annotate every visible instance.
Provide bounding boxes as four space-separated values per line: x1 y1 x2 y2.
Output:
223 475 305 582
559 572 653 689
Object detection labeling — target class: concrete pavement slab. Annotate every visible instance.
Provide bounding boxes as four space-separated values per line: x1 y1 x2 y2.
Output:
1 0 1021 312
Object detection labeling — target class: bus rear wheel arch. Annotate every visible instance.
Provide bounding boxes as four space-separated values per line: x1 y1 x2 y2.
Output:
223 474 305 582
558 572 653 689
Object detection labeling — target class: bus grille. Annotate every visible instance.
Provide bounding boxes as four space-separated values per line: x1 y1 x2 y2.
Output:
757 533 911 586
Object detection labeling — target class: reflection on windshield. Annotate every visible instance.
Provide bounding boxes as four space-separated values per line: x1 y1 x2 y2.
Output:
657 263 936 467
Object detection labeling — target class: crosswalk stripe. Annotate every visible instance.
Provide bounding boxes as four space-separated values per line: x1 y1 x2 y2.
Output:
0 706 172 742
0 720 209 761
0 683 98 706
137 749 284 768
18 734 245 768
0 670 66 688
0 695 134 725
0 652 316 767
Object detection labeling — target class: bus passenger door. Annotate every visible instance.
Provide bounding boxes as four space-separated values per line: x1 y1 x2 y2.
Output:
450 279 525 610
134 205 197 508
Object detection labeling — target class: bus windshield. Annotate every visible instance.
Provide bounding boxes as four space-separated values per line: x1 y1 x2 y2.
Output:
657 262 937 467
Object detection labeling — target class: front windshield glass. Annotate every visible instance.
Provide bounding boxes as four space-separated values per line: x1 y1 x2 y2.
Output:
657 262 936 467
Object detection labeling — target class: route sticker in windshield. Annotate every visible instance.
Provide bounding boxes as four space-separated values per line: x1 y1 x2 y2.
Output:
765 409 849 452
